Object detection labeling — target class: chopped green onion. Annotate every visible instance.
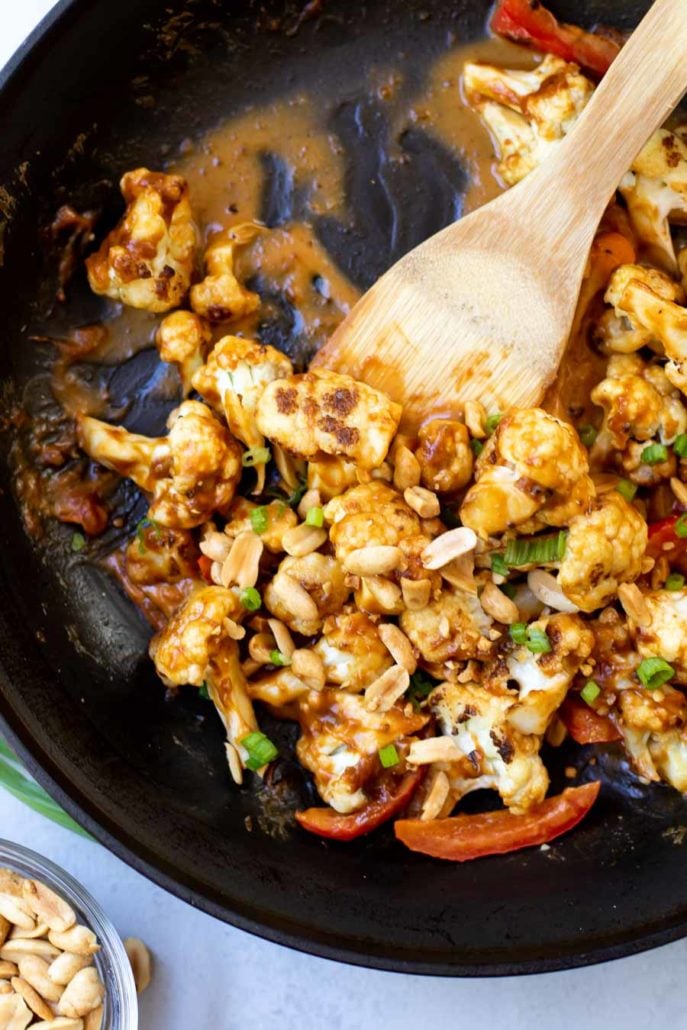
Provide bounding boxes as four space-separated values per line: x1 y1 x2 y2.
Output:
504 531 567 567
485 413 502 435
580 680 601 706
70 532 86 553
240 587 262 611
500 583 517 599
526 627 551 654
491 553 509 577
637 657 675 690
509 623 528 645
250 506 269 534
199 681 210 700
666 573 685 591
616 479 638 502
674 434 687 458
270 649 291 667
306 506 324 528
641 442 668 466
241 731 279 771
470 439 484 457
242 446 271 468
578 424 598 448
676 514 687 539
378 744 400 769
406 669 438 709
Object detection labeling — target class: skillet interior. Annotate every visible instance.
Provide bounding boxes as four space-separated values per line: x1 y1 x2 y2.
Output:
3 0 687 975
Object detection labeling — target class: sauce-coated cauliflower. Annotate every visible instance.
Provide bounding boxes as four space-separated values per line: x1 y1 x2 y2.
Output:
400 590 492 672
264 553 350 635
415 419 473 494
150 585 241 687
78 400 242 529
591 353 687 483
431 682 549 813
86 169 197 312
619 685 687 792
558 491 647 611
156 310 212 396
314 611 393 691
256 369 401 470
190 224 260 323
460 408 593 538
464 54 594 186
626 588 687 684
620 129 687 273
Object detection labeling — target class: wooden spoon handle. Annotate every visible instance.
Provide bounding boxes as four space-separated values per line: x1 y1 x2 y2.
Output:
519 0 687 245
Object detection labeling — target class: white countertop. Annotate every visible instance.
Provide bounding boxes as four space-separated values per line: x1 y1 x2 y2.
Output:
3 3 687 1028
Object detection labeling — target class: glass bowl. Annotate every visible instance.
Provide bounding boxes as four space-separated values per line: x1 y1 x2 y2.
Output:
0 838 138 1029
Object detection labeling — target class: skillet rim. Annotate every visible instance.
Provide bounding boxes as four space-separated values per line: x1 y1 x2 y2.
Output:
2 0 687 977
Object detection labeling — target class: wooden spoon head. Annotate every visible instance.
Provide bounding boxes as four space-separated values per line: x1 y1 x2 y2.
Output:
314 202 590 430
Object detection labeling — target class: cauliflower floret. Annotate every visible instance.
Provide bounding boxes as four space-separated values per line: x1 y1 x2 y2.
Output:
400 590 493 671
591 353 687 483
460 408 593 538
313 612 393 691
264 553 350 636
464 54 594 186
77 400 242 529
190 224 260 323
150 585 241 686
431 682 549 813
626 588 687 684
156 310 212 396
293 688 427 813
192 335 293 493
619 129 687 273
415 419 473 494
558 491 647 612
595 264 684 354
619 685 687 791
223 497 298 555
124 521 199 586
601 263 687 394
498 613 594 734
86 168 197 312
306 455 358 500
256 369 401 470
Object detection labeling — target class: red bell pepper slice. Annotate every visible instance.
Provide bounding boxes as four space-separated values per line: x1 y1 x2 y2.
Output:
559 696 621 745
296 767 425 842
647 515 687 560
491 0 620 78
197 554 214 584
394 781 600 861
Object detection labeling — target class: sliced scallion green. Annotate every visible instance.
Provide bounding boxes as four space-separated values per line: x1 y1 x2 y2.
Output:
269 649 291 667
470 439 484 457
485 413 502 435
306 506 324 528
676 514 687 539
616 479 637 502
665 573 685 591
504 531 567 567
637 657 674 690
240 587 262 611
242 446 271 468
378 744 400 769
578 424 598 448
580 680 601 706
491 553 509 577
250 506 269 534
641 442 668 466
241 731 279 771
674 434 687 458
70 532 86 553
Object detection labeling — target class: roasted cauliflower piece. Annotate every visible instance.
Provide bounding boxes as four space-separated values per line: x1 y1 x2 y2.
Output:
400 590 493 670
125 521 199 586
293 688 426 813
313 612 393 692
431 682 549 813
78 400 242 529
626 588 687 684
306 454 358 501
619 685 687 792
223 497 298 555
464 54 594 186
190 224 260 322
415 419 473 494
192 335 293 492
150 585 242 687
264 553 350 636
591 353 687 483
558 491 647 612
600 263 687 394
86 168 197 312
460 408 593 538
620 129 687 273
156 310 212 396
256 369 402 470
499 613 594 734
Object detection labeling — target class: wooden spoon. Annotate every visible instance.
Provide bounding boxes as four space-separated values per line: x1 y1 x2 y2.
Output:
313 0 687 427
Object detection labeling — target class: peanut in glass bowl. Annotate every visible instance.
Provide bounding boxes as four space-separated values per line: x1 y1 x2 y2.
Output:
0 839 138 1029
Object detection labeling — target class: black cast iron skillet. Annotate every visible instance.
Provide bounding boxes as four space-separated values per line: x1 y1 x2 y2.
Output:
1 0 685 977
